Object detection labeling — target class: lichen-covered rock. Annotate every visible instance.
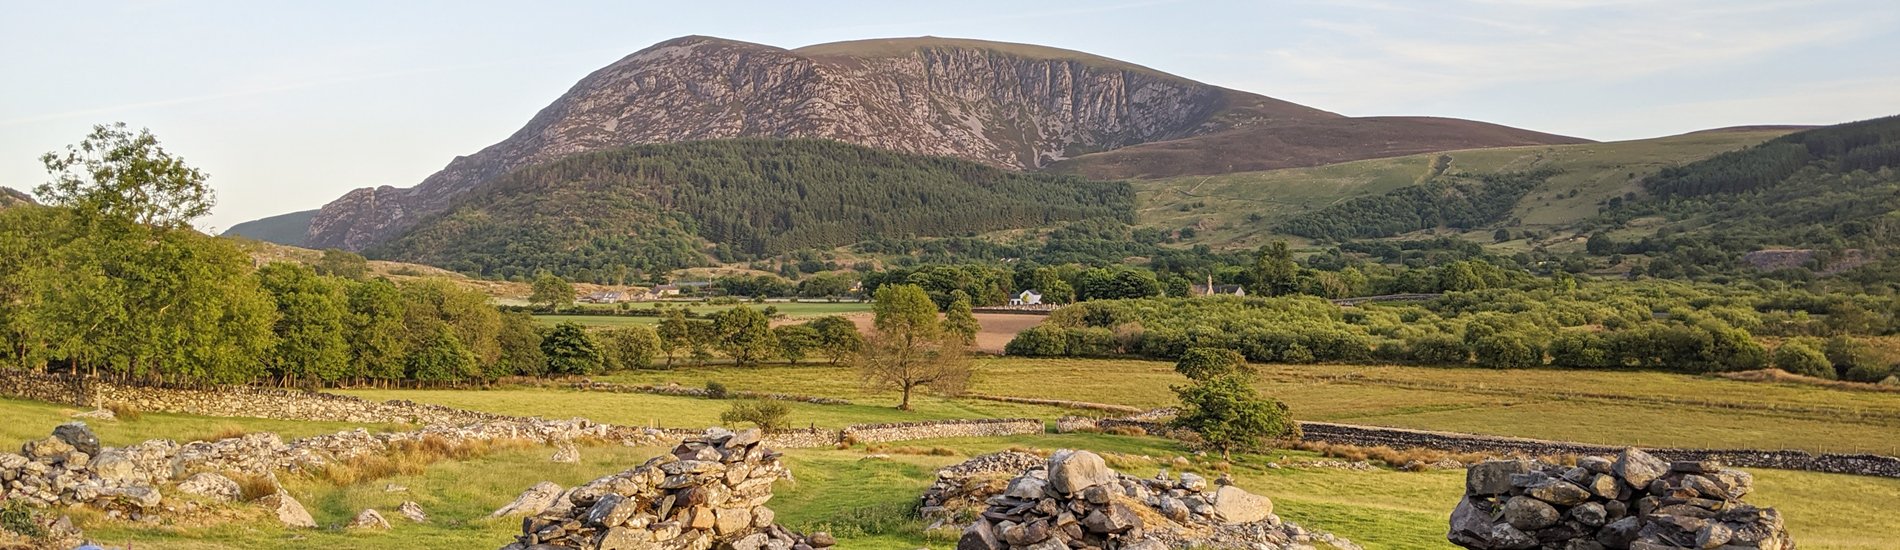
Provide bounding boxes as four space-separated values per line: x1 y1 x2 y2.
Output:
257 491 316 528
52 422 101 456
1046 449 1113 495
348 508 391 530
398 500 428 523
177 472 242 503
489 481 564 518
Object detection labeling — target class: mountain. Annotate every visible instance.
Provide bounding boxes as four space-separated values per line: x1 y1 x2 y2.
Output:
298 35 1585 251
363 138 1133 280
0 187 34 209
221 209 317 246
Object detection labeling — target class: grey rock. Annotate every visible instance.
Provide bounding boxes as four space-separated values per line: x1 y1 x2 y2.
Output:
257 491 317 528
1004 476 1048 500
1178 472 1207 492
1447 497 1498 548
1210 485 1273 524
1613 448 1668 490
596 526 654 550
585 494 636 528
1586 474 1621 499
177 472 242 503
1467 460 1538 495
1047 450 1113 495
1486 522 1539 550
398 501 427 523
1577 456 1614 475
1502 496 1560 531
1526 480 1593 506
1597 516 1642 549
53 422 101 456
1569 502 1608 527
488 481 563 518
348 508 391 530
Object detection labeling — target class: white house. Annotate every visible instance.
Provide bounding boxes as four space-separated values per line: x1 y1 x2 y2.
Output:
1190 284 1246 297
1009 290 1044 306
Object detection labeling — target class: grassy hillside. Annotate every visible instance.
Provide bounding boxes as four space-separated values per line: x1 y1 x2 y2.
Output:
221 209 317 246
1133 129 1796 249
366 138 1133 281
1051 116 1590 181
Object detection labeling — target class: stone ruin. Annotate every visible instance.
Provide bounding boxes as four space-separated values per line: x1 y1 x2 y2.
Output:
1448 448 1796 550
939 450 1360 550
497 427 834 550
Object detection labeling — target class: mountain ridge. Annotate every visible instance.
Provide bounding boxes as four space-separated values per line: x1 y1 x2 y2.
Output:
296 34 1586 251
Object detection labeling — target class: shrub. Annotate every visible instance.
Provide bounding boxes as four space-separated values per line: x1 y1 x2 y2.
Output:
1773 339 1835 379
1005 324 1070 356
1 499 42 538
107 402 143 421
1409 334 1470 364
720 399 792 430
706 380 731 399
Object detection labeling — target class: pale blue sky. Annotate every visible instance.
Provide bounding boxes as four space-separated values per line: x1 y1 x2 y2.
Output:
3 0 1897 232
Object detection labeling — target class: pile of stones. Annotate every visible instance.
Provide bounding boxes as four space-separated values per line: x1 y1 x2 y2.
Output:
954 449 1360 550
497 427 833 550
1448 448 1796 550
2 416 668 528
920 451 1048 519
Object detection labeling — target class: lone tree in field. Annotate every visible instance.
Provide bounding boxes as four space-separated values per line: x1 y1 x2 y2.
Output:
1168 347 1296 459
861 284 971 410
530 273 575 312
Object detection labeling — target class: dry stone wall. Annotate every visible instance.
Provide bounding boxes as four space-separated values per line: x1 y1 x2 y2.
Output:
843 418 1044 444
0 370 506 425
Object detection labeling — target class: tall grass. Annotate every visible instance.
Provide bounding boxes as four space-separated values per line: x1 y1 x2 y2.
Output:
313 435 538 486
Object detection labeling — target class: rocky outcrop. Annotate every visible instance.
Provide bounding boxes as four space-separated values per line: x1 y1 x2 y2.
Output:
497 428 832 550
941 450 1358 550
1447 449 1795 550
303 36 1334 250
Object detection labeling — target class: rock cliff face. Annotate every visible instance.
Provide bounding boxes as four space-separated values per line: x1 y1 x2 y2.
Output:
304 36 1334 250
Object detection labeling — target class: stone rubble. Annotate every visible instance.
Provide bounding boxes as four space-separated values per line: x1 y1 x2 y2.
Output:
1447 448 1797 550
498 427 834 550
398 500 429 523
945 450 1361 550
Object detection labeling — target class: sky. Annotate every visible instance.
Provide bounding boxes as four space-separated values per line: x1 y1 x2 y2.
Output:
3 0 1897 233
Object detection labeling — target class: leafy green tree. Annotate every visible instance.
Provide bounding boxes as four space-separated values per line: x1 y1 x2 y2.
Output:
314 249 369 280
809 315 864 365
1174 347 1253 382
1170 376 1298 460
600 325 660 370
1163 276 1192 298
1494 228 1513 243
655 308 693 368
257 263 351 384
495 311 547 377
530 273 575 312
713 306 778 367
540 322 604 375
346 278 409 383
407 325 477 383
863 284 971 410
943 290 980 345
1254 241 1300 296
37 123 212 227
1472 332 1544 369
399 278 502 370
773 324 820 365
1004 324 1070 356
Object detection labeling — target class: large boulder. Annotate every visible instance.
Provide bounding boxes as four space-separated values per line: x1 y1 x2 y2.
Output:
52 422 101 456
177 472 242 503
257 491 316 528
1046 449 1113 495
488 481 563 518
1501 496 1559 531
1209 485 1274 524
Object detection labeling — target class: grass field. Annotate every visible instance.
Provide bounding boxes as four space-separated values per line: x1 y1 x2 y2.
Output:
1133 129 1794 248
535 302 872 327
6 391 1889 550
475 357 1900 455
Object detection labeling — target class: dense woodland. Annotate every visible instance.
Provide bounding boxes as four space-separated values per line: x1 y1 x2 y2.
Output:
367 139 1133 282
1274 169 1553 241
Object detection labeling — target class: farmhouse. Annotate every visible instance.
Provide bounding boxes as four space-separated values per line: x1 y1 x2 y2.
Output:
1009 289 1043 305
577 290 628 304
1190 284 1246 297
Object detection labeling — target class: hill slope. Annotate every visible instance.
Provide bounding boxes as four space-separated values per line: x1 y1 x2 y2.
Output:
297 35 1582 251
1132 128 1797 248
364 139 1133 280
221 209 316 246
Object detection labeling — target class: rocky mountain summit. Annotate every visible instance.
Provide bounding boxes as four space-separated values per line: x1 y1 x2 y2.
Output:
302 35 1583 251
